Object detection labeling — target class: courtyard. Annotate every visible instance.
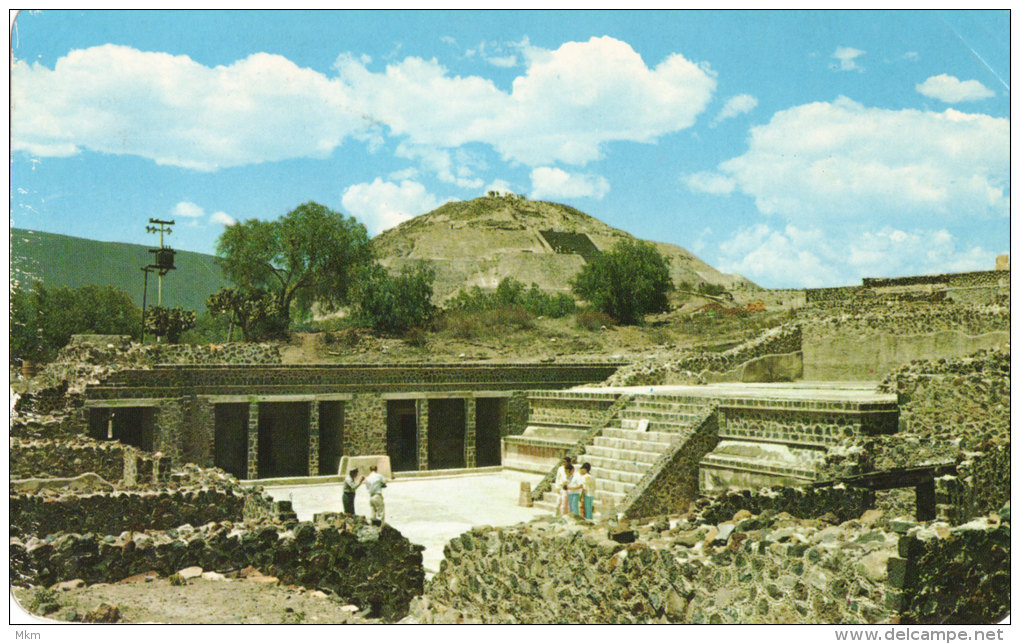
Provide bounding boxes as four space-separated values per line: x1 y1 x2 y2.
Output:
264 471 548 575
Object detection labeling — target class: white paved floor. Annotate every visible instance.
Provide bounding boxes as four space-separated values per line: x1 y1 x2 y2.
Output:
264 471 547 576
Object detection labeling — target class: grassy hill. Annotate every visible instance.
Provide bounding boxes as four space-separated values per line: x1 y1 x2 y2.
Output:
10 228 228 313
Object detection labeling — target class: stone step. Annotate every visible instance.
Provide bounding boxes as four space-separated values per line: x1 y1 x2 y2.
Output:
596 478 635 495
583 455 653 475
698 454 817 479
600 428 680 443
595 489 626 505
592 436 674 452
590 468 646 485
622 401 708 414
585 445 668 465
619 415 698 429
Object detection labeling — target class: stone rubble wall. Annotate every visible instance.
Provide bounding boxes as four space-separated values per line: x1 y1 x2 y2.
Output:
420 511 902 624
936 445 1010 525
893 515 1010 624
9 517 425 620
689 485 876 526
605 323 802 387
10 438 135 482
9 488 251 539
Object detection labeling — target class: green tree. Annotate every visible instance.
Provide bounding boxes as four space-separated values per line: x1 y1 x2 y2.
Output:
354 263 438 334
214 202 373 329
144 306 197 343
206 287 286 342
570 239 674 324
10 282 141 364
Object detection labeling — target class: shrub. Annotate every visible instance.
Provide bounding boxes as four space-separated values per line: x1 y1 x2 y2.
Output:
570 239 673 324
576 309 615 331
143 306 196 343
446 277 575 318
353 262 437 335
10 282 141 365
404 327 428 348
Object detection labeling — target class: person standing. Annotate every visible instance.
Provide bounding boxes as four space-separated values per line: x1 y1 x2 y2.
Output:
554 456 572 516
566 464 583 517
364 465 387 525
342 467 363 515
580 463 595 520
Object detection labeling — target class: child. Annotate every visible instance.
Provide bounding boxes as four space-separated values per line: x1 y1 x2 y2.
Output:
560 463 574 515
580 463 595 520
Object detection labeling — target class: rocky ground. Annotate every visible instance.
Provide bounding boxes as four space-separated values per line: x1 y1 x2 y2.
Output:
13 571 377 624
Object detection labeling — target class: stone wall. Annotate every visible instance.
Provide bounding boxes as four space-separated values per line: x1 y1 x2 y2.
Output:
10 438 134 482
347 393 387 458
690 485 876 526
10 517 425 620
937 445 1011 525
605 323 802 386
893 515 1010 623
10 488 250 539
418 505 1009 624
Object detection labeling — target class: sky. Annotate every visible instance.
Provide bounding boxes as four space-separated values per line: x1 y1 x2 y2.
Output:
9 9 1011 288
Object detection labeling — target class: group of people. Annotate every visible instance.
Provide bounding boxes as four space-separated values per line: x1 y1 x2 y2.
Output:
342 464 387 525
554 456 596 519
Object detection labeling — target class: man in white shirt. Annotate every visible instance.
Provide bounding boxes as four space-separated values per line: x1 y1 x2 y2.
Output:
553 456 573 516
364 465 387 525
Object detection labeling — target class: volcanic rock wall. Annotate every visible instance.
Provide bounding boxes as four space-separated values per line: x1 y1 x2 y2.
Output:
10 518 425 620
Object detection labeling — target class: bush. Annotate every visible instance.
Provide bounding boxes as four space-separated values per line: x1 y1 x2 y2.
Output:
570 239 673 324
353 262 437 335
178 312 232 344
575 309 615 331
436 305 535 339
10 282 141 365
404 327 428 347
446 277 575 318
144 306 197 343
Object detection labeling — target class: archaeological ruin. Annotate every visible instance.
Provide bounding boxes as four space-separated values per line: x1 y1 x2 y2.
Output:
9 264 1010 624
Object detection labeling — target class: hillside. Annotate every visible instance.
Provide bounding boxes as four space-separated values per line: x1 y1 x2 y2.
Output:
372 195 761 301
10 229 228 312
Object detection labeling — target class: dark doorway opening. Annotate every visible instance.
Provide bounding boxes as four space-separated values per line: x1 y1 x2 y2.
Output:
257 401 310 478
318 401 344 476
428 398 465 470
386 400 418 472
475 398 505 467
87 407 155 451
214 403 249 479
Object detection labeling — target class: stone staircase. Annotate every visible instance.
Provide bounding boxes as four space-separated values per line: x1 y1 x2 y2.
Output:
501 392 617 475
533 396 712 515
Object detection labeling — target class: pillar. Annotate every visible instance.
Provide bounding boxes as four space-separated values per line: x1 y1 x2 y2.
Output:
416 398 429 471
465 397 477 468
247 400 259 479
308 400 320 476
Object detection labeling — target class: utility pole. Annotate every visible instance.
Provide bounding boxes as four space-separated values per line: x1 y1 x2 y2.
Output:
142 219 176 342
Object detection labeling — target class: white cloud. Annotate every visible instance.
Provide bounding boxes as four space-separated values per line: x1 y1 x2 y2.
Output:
341 178 451 234
832 46 865 72
684 171 735 195
395 142 484 189
712 94 757 125
530 167 610 200
715 223 995 288
709 97 1008 223
486 55 517 68
484 179 514 195
916 74 994 103
337 35 716 166
14 37 716 172
210 211 236 226
172 201 204 218
903 51 919 61
12 45 367 170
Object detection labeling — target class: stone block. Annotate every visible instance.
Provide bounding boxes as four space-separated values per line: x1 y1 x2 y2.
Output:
338 454 392 478
519 482 533 507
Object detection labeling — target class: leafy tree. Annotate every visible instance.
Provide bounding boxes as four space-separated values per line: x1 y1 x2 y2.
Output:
214 202 373 328
10 282 141 364
354 263 438 334
206 287 286 342
570 239 674 324
144 306 197 343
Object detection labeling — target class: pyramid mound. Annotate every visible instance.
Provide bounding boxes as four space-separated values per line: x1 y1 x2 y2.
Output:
372 195 759 301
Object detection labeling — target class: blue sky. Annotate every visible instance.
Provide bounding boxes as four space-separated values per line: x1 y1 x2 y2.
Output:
10 10 1010 288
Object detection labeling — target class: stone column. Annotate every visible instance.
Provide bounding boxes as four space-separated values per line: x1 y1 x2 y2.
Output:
417 398 429 471
308 400 320 476
247 400 259 479
465 397 477 468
